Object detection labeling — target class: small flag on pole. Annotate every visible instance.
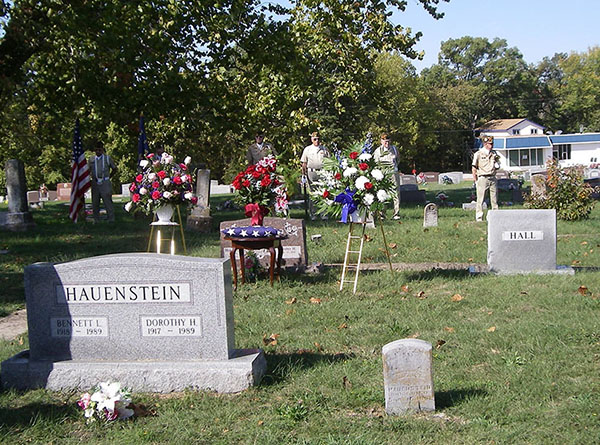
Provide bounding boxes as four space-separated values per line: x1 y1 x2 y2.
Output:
69 119 91 222
137 114 149 157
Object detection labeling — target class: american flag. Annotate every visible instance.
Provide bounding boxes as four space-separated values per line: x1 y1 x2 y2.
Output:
69 119 91 222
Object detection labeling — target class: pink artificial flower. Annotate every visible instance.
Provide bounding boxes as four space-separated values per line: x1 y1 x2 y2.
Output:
173 176 182 185
179 163 187 170
77 393 91 410
152 190 161 200
132 193 140 202
152 181 160 189
135 174 143 183
129 183 136 192
157 170 167 179
191 196 198 204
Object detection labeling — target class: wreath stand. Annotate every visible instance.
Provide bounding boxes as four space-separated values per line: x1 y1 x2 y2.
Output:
146 205 188 255
339 213 393 293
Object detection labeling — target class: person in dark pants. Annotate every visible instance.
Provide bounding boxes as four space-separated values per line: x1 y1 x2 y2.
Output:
89 141 117 223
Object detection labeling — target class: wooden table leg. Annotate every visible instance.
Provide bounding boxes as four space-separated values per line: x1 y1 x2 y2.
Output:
276 241 283 282
268 246 275 286
239 249 246 284
229 248 238 290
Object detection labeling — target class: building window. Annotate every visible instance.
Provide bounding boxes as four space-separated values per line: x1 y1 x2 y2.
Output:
531 129 538 134
508 148 544 167
552 144 571 160
512 129 520 135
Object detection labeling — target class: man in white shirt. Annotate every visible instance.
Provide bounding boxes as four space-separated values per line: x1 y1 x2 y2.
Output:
89 141 117 223
373 133 401 219
300 131 329 220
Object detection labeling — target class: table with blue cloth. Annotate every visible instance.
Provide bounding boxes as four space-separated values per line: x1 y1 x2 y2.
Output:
222 226 287 289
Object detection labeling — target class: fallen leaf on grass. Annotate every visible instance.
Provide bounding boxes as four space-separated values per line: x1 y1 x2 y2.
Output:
364 235 372 242
468 257 474 262
578 286 588 295
263 333 280 346
491 348 500 354
310 297 322 304
285 309 294 315
453 223 459 228
487 326 496 332
285 297 297 304
342 376 352 390
572 260 581 265
423 228 429 233
436 340 446 349
581 241 588 245
338 322 348 330
314 342 324 352
401 285 410 293
520 291 528 295
17 336 23 345
257 420 264 426
444 327 455 333
388 243 397 249
296 348 312 354
416 291 426 299
451 294 463 302
409 332 420 338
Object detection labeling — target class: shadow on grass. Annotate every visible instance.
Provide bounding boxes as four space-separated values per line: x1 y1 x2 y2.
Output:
434 388 488 409
404 269 474 281
0 402 78 428
261 351 355 386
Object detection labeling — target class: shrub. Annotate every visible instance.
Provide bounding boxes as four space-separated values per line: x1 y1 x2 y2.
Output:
525 158 598 221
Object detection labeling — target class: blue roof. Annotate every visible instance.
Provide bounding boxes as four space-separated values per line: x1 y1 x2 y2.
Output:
505 137 551 149
474 139 505 149
550 134 600 144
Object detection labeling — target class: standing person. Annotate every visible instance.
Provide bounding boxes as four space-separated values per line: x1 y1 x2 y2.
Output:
246 131 277 165
301 131 330 220
89 141 117 223
472 135 499 222
373 133 401 219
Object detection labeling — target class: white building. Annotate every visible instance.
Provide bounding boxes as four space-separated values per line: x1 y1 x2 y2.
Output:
476 119 600 173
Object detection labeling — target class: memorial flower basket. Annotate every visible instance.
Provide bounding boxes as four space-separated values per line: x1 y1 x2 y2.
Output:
125 152 197 220
77 381 134 423
312 142 396 223
231 155 288 226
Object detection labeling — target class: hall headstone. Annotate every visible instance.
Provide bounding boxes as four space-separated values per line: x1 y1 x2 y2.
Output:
187 169 212 232
423 203 438 227
487 209 572 274
220 217 308 271
382 339 435 415
1 253 266 393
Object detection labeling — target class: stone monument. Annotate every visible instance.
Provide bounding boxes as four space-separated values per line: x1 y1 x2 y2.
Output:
1 253 266 393
0 159 35 231
382 339 435 415
423 203 438 227
486 209 573 274
187 169 212 232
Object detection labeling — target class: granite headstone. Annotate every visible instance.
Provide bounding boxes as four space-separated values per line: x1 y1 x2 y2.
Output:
423 203 438 227
57 183 72 201
438 171 463 184
187 169 212 232
487 209 572 274
0 160 34 230
422 172 439 183
382 339 435 415
1 253 266 393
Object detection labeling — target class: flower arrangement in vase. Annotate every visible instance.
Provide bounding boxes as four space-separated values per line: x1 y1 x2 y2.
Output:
312 142 397 222
125 152 197 217
231 155 288 225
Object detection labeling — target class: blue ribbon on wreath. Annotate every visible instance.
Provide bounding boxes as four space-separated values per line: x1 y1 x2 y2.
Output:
334 188 358 223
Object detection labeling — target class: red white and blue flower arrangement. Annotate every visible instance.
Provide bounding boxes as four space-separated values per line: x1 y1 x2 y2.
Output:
77 381 134 423
125 152 197 215
230 155 288 226
312 136 396 222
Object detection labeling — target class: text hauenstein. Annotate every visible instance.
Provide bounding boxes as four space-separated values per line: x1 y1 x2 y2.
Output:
55 283 191 304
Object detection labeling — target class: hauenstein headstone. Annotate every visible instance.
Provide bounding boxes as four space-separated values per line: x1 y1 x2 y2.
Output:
1 253 266 393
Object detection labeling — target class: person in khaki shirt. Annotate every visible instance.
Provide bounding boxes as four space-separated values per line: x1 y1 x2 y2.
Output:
373 133 401 219
89 141 117 223
246 131 277 165
301 131 330 220
472 135 499 221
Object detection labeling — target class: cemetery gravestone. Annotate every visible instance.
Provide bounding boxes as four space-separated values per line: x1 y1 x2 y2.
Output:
57 182 72 201
121 183 131 198
487 209 572 274
220 217 308 271
423 203 438 227
0 159 34 230
496 178 520 191
438 172 463 184
1 253 266 393
530 172 547 198
422 172 439 183
495 170 510 179
399 184 426 204
382 339 435 415
399 174 417 185
187 169 212 232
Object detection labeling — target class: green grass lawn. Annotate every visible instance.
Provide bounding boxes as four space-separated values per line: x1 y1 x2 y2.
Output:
0 185 599 444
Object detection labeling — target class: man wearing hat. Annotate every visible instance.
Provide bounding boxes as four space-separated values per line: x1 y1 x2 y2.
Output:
373 133 401 219
301 131 330 220
246 131 277 165
472 135 499 221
